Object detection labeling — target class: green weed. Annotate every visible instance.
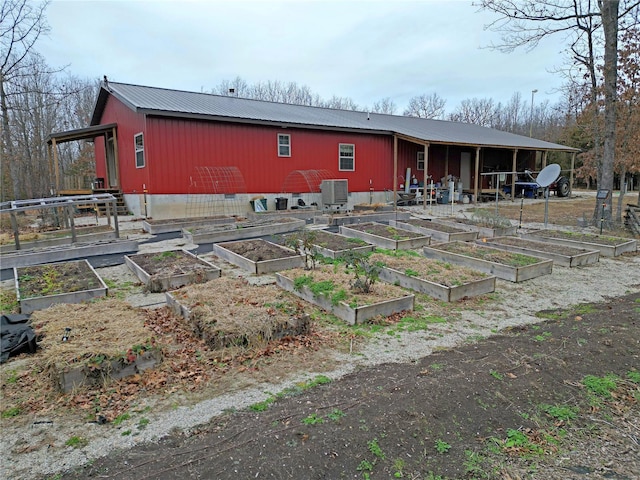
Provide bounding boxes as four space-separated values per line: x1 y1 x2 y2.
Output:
489 370 503 380
367 438 385 459
112 412 130 425
626 371 640 383
540 404 578 421
65 436 88 448
137 417 150 429
327 409 346 421
435 439 451 454
583 374 618 398
1 406 21 418
302 413 324 425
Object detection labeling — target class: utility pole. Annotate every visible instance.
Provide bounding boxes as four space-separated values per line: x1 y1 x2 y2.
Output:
529 89 538 137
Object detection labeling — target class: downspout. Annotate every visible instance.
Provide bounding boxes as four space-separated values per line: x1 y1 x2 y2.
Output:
393 135 398 212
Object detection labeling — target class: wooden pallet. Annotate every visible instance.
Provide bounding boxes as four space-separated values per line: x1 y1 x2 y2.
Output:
624 203 640 236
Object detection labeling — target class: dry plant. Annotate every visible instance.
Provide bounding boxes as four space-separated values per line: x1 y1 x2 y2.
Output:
31 298 154 369
170 277 310 350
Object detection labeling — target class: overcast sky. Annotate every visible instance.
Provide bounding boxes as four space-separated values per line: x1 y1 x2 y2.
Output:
38 0 567 113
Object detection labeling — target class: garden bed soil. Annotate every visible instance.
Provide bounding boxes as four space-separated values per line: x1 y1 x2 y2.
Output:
370 251 495 301
306 230 375 259
522 229 638 257
212 238 305 274
55 292 640 480
389 218 478 242
482 236 600 267
433 216 517 238
423 241 553 282
276 265 414 325
124 250 221 292
318 211 411 226
14 260 108 314
339 222 431 250
165 277 311 350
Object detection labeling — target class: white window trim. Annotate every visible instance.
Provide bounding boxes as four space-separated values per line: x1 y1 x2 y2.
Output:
278 133 291 157
338 143 355 171
134 132 145 168
417 151 425 171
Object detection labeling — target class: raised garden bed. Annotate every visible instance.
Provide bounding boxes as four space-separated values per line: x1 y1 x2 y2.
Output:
481 236 600 267
29 299 160 392
307 230 375 259
0 224 116 253
142 216 236 234
316 211 411 226
183 218 305 244
124 249 221 292
339 222 431 250
423 241 552 282
14 259 108 314
389 218 478 242
432 217 517 238
212 238 305 274
1 238 139 269
275 266 414 325
370 251 495 302
521 229 637 257
166 277 311 349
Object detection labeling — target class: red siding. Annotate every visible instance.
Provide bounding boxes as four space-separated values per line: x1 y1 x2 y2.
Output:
144 117 397 195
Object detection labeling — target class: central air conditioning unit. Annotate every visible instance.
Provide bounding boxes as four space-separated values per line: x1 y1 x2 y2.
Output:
321 179 348 210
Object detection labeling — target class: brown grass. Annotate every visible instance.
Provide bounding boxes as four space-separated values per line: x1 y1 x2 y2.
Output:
30 298 153 368
170 277 310 350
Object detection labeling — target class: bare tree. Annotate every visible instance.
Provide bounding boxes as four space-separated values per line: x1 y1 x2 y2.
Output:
448 97 499 127
403 93 446 119
371 97 397 114
475 0 640 225
0 0 50 200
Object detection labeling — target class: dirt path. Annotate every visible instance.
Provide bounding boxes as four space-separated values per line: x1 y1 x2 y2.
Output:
57 292 640 480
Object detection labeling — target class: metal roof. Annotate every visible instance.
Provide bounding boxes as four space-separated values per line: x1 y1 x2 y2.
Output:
92 82 578 152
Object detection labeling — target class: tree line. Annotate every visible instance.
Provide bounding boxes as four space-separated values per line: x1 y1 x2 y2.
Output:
1 0 639 223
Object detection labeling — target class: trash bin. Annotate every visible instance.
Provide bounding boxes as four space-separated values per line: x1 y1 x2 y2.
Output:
275 197 288 210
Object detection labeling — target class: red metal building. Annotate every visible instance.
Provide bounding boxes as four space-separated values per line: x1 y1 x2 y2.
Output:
48 81 578 219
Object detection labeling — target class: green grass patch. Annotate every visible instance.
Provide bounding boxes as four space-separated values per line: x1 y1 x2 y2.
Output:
65 436 88 448
583 374 618 398
1 406 21 418
540 404 578 421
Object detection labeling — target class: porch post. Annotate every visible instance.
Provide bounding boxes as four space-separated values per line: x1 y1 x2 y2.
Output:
473 147 480 203
111 126 119 188
511 149 518 202
570 152 576 198
541 150 548 169
393 135 398 212
423 143 429 209
52 138 59 194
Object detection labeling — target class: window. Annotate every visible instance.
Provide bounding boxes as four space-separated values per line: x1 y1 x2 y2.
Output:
417 151 425 171
134 133 145 168
278 134 291 157
339 143 355 171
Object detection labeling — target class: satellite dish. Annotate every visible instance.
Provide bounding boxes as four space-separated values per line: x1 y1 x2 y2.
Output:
536 163 561 188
